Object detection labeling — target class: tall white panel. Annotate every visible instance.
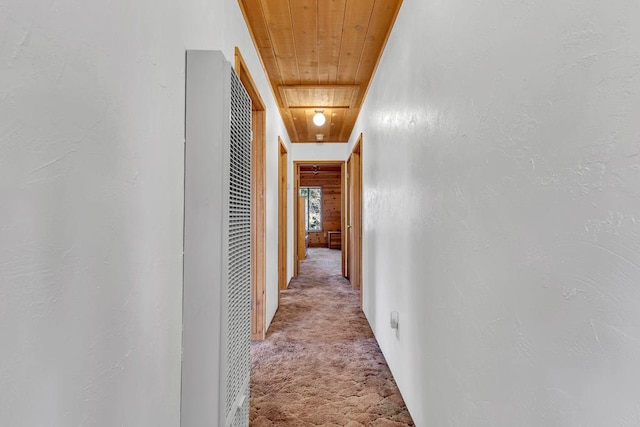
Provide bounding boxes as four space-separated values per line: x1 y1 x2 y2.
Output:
182 50 252 427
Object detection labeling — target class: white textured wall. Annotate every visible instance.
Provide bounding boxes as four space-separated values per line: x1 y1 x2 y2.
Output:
349 0 640 425
0 0 288 424
290 142 349 162
267 132 291 329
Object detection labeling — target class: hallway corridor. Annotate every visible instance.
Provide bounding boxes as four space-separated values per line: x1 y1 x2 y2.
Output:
250 248 414 426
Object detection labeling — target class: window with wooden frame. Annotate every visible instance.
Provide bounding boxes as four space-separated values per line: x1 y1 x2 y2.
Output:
299 187 322 232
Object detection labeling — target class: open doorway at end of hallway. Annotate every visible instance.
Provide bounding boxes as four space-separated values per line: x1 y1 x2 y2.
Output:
292 160 347 278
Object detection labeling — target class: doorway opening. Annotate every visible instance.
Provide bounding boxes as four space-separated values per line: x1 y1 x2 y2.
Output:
278 137 288 300
293 161 346 278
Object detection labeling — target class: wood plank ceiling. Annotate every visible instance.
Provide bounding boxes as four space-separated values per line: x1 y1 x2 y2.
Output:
238 0 403 143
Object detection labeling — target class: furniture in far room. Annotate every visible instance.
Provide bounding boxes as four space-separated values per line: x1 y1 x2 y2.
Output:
327 231 341 249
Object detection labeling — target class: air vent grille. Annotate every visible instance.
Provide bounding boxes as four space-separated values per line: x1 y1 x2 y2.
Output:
225 68 252 424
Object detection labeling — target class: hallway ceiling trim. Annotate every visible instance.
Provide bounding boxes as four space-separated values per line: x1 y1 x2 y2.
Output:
238 0 403 143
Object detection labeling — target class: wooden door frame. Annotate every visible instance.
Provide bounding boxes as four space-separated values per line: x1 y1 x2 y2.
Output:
235 47 267 340
293 160 346 277
346 134 363 304
340 161 346 276
297 196 307 265
278 137 288 300
345 155 352 279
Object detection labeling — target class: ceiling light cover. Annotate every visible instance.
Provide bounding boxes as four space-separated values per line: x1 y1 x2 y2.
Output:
313 111 326 126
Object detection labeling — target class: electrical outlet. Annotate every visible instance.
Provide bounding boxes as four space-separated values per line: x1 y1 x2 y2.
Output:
390 311 399 329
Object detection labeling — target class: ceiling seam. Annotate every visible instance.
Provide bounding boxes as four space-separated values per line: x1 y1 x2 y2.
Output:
351 0 377 87
257 0 285 92
288 0 302 85
259 0 299 141
335 1 348 85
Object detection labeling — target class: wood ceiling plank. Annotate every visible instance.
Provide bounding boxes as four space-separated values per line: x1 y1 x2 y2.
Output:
260 0 300 83
343 86 359 108
339 108 361 141
299 176 341 181
352 0 402 106
281 109 300 142
299 179 342 185
290 0 319 84
258 47 283 86
240 0 404 143
279 85 358 108
299 179 342 188
279 86 301 108
290 108 309 141
336 0 375 84
314 88 334 108
300 169 342 175
238 0 286 106
300 174 341 179
300 169 342 173
259 48 288 108
328 108 347 140
239 0 274 49
300 170 342 176
318 0 346 84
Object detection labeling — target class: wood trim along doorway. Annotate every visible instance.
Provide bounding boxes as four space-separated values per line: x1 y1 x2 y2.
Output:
346 134 363 306
278 137 288 301
293 160 346 278
235 47 267 340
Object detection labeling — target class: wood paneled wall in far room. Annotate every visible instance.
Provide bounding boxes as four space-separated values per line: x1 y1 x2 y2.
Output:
300 164 342 247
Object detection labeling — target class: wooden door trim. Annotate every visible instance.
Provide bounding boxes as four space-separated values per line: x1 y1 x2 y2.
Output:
278 137 288 299
340 162 346 278
297 196 307 264
345 155 351 279
234 47 265 110
293 163 300 277
347 134 363 304
235 47 266 340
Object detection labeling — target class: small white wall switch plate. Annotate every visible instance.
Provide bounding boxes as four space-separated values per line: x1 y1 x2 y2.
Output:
390 311 399 329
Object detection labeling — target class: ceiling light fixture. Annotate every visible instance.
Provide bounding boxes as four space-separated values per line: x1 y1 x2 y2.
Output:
312 110 326 126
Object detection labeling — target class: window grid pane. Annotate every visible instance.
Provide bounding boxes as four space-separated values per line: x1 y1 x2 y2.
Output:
300 187 322 232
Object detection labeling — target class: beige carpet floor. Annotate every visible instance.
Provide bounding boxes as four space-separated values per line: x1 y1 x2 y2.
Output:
250 247 414 427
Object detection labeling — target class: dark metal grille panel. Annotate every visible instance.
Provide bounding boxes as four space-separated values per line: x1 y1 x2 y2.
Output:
226 68 252 425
